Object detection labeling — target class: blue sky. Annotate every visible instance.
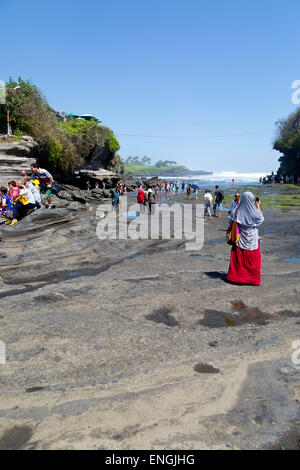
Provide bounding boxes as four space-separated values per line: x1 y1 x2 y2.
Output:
1 0 299 172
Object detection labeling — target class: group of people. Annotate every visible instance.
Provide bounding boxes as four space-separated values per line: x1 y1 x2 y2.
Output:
87 180 121 192
259 174 300 185
110 182 130 212
278 174 300 185
143 182 181 194
186 183 200 199
109 178 263 287
0 163 56 226
136 186 157 213
203 185 225 220
1 166 264 286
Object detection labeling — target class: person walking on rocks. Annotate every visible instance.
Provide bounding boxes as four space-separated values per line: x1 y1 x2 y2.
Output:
111 189 120 214
147 187 156 214
204 189 213 220
213 185 224 218
137 185 146 213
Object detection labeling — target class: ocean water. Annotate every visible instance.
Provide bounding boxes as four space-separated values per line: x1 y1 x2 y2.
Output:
160 171 264 189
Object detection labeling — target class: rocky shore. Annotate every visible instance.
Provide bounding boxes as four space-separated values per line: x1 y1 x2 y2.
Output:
0 185 299 450
0 135 143 197
0 136 40 183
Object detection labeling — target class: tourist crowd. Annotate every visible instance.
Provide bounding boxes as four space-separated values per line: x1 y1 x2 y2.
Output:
1 168 267 287
259 174 300 185
0 163 58 226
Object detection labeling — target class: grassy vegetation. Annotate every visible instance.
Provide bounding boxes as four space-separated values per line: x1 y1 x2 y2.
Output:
173 185 300 212
224 185 300 212
124 164 187 175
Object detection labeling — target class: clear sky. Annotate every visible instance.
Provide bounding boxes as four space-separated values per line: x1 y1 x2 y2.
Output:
1 0 299 172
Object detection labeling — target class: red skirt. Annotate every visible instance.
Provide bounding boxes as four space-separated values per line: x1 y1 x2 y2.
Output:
226 245 261 286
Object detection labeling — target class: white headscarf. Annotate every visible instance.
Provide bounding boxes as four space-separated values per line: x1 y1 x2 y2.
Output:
231 191 264 227
230 191 264 250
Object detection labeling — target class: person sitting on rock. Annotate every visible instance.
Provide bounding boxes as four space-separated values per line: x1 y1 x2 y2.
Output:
8 180 20 201
9 180 37 226
0 187 14 220
23 163 54 208
22 175 42 208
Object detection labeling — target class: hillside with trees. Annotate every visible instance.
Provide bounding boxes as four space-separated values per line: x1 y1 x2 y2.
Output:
124 156 186 176
124 155 210 176
0 77 121 175
274 107 300 178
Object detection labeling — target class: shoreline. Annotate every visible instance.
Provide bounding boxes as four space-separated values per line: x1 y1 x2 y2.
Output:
126 171 213 178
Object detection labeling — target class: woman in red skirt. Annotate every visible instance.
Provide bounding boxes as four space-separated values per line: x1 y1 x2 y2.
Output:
227 192 264 286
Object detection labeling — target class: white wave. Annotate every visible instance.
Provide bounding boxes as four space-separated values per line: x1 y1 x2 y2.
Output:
200 171 265 182
163 171 265 183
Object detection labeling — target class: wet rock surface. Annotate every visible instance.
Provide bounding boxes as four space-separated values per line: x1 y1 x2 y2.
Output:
0 200 299 449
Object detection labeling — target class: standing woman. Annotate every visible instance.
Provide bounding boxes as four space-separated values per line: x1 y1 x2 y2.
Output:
226 192 264 286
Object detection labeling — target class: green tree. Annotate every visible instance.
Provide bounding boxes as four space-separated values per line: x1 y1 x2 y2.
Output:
274 107 300 177
0 78 122 175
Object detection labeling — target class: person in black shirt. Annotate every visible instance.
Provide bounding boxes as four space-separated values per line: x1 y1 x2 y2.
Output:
213 185 224 218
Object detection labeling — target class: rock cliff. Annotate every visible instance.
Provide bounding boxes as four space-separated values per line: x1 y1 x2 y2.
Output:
0 135 40 185
0 134 138 197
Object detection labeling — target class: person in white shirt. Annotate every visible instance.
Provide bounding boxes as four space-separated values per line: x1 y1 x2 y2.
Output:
22 163 54 208
147 187 156 213
23 176 42 207
9 181 38 225
204 189 213 220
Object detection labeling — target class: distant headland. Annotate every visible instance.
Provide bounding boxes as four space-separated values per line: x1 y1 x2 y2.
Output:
123 157 212 177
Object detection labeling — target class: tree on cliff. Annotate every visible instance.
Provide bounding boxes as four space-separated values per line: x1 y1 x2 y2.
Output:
0 77 121 175
274 107 300 177
125 156 151 165
155 160 177 167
